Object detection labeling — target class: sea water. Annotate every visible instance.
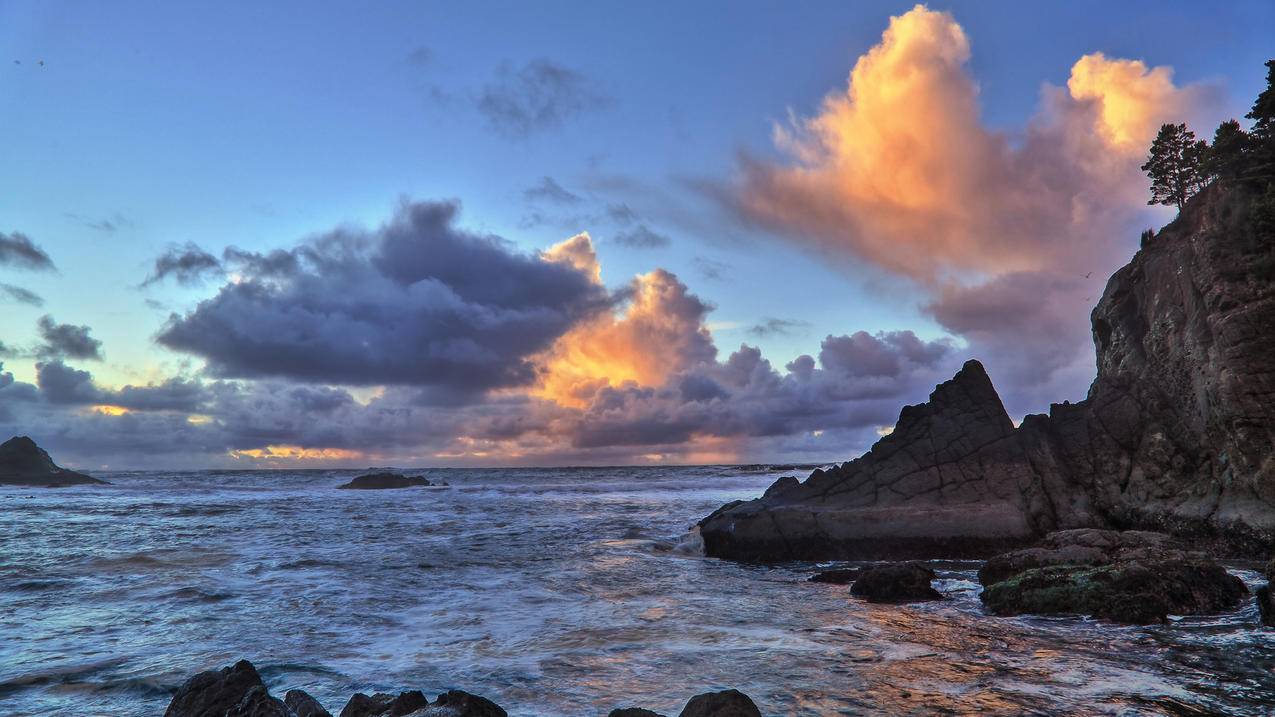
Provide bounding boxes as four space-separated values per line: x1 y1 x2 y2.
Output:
2 467 1272 716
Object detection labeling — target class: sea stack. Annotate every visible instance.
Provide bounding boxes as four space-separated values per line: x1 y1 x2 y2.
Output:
701 181 1275 561
0 436 105 487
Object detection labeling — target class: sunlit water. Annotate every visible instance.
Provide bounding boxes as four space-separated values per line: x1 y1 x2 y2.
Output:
2 467 1273 716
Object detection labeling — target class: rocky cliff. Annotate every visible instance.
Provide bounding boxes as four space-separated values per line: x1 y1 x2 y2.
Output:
0 436 104 486
701 183 1275 561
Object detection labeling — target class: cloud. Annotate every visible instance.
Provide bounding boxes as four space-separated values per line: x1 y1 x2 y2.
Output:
35 315 103 361
693 256 730 281
405 46 433 67
612 224 671 249
733 4 1218 414
65 212 130 233
141 242 224 287
524 176 583 205
157 200 611 392
747 317 811 337
477 59 610 137
0 283 43 307
0 232 56 271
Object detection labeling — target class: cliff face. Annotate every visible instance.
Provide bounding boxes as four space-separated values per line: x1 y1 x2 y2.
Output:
702 183 1275 561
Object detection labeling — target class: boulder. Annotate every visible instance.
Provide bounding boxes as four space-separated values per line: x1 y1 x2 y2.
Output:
164 660 289 717
701 183 1275 562
678 690 762 717
0 435 105 487
1258 585 1275 627
808 568 860 584
412 690 507 716
979 530 1247 624
762 475 799 498
609 709 667 717
285 689 333 717
849 563 942 603
337 473 432 490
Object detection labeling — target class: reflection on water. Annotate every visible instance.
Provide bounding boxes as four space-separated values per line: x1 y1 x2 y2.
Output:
1 467 1272 716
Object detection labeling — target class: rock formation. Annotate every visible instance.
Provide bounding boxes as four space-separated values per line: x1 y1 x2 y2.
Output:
0 435 105 487
337 472 432 490
702 182 1275 561
848 562 943 603
977 529 1247 624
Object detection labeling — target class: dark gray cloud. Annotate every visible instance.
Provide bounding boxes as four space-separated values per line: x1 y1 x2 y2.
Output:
477 59 610 138
35 315 103 361
524 176 582 205
606 203 637 225
747 317 811 338
0 232 55 271
405 46 433 67
157 199 611 391
141 243 224 287
0 283 43 307
693 256 730 281
612 225 671 249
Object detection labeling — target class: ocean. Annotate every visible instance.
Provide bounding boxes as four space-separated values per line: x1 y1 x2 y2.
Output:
1 467 1272 716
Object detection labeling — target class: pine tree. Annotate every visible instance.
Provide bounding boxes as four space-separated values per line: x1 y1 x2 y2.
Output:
1203 120 1250 182
1142 123 1206 210
1245 59 1275 179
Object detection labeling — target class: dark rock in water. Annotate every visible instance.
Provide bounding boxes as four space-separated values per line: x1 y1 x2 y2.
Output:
1258 585 1275 627
422 689 507 716
609 709 667 717
0 435 105 487
762 475 799 498
701 183 1275 562
849 563 942 603
339 693 395 717
979 530 1246 624
337 472 432 490
808 568 860 584
164 659 289 717
285 689 333 717
1265 559 1275 582
978 529 1191 586
678 689 762 717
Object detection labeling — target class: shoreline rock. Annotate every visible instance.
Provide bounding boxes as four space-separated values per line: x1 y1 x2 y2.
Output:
165 660 762 717
0 436 106 487
701 183 1275 562
337 472 432 490
977 530 1247 624
849 562 943 603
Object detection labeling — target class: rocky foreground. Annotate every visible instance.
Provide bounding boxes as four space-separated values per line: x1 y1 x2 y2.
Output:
0 435 105 487
701 183 1275 562
164 659 762 717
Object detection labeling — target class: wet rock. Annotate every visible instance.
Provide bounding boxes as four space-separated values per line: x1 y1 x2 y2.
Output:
979 534 1248 625
0 435 105 487
701 183 1275 562
164 659 289 717
415 689 507 716
285 689 332 717
337 472 432 490
808 567 860 584
1257 585 1275 627
849 563 942 603
678 689 762 717
608 709 666 717
762 475 799 498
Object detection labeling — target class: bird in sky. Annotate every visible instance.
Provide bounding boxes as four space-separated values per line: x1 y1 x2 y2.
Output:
1083 271 1093 279
37 59 44 67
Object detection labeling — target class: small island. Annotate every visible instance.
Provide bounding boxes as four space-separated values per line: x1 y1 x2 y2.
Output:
0 436 106 487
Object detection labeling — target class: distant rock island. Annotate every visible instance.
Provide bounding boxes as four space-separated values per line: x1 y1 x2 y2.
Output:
702 181 1275 561
337 472 435 490
0 436 105 487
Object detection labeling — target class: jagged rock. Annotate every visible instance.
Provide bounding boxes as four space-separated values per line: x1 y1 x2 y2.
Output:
1258 585 1275 627
979 530 1246 624
702 183 1275 561
808 567 860 584
849 562 942 603
340 693 394 717
412 690 507 716
164 660 289 717
609 709 666 717
762 476 799 498
337 473 432 490
677 689 762 717
285 689 333 717
0 435 105 487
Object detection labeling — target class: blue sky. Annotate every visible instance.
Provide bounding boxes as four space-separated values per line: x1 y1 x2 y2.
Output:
1 1 1271 467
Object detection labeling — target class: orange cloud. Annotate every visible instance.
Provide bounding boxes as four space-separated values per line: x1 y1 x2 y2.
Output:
535 238 716 407
229 445 361 461
740 4 1205 283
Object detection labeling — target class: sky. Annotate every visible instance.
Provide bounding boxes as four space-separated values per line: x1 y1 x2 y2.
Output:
1 1 1271 469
